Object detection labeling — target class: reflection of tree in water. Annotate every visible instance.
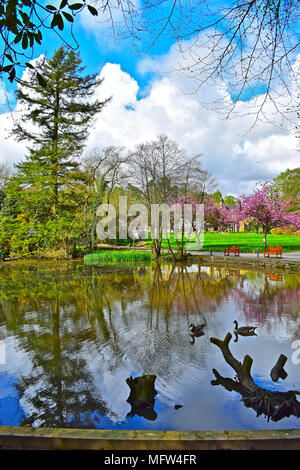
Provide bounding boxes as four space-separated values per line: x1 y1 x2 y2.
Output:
230 272 300 336
145 264 236 321
0 261 299 427
84 263 241 392
0 263 115 427
211 333 300 422
0 262 241 426
15 312 109 428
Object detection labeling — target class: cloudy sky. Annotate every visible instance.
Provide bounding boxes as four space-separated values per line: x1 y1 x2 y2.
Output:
0 2 299 197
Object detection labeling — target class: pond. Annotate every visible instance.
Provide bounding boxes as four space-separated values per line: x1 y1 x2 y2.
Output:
0 260 299 431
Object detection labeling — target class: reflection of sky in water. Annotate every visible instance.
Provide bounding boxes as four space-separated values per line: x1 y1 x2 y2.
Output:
0 261 299 430
0 373 26 426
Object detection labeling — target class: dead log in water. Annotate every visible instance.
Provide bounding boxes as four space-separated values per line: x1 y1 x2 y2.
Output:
210 333 300 422
126 374 158 421
270 354 288 382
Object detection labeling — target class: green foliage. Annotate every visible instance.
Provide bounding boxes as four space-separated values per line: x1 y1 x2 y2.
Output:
0 47 111 258
273 168 300 211
0 213 83 258
11 46 110 221
223 195 237 206
0 1 99 82
84 250 152 263
212 190 223 204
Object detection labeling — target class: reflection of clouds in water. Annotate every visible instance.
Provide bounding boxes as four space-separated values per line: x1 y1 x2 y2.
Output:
64 267 300 428
0 335 34 425
0 263 299 429
81 288 300 428
83 342 132 422
80 302 213 422
0 335 33 381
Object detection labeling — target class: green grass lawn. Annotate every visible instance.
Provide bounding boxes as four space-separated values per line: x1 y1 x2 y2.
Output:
145 232 300 253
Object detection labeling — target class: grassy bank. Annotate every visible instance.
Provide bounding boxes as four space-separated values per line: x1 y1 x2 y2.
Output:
84 250 152 263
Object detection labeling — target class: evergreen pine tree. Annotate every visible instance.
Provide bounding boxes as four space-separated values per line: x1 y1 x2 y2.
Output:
11 46 111 219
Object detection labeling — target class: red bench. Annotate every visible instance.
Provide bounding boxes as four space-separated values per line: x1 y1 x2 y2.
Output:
224 245 240 256
264 273 283 282
263 246 282 258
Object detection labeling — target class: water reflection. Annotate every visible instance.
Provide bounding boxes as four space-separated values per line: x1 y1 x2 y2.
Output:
264 273 284 282
189 323 205 344
233 320 257 342
0 261 299 430
211 333 300 422
126 374 157 421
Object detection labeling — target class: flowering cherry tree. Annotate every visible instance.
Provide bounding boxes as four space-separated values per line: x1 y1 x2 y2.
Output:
204 199 237 232
238 183 300 249
204 199 221 231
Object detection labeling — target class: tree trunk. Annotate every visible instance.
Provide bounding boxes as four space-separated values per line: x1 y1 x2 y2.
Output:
126 375 157 420
167 238 177 261
210 333 300 421
210 333 259 393
263 226 268 249
51 83 60 217
152 236 162 259
271 354 288 382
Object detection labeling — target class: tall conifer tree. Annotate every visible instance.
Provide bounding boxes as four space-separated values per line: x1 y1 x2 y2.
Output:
11 46 110 219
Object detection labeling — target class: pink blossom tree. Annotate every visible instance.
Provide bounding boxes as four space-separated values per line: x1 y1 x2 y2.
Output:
237 182 300 249
204 199 237 232
204 199 221 231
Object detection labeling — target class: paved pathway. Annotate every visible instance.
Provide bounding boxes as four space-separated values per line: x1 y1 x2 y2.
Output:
188 250 300 262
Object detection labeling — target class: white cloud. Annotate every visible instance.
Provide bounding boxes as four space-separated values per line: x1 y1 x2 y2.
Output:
79 0 142 40
0 112 25 169
0 48 298 196
88 57 299 196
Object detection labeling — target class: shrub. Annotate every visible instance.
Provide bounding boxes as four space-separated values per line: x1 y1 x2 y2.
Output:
271 227 300 236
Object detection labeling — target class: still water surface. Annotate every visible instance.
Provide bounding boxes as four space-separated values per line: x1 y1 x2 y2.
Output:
0 260 299 431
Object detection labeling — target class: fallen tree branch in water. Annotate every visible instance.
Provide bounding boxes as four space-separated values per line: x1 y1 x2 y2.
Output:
210 333 300 422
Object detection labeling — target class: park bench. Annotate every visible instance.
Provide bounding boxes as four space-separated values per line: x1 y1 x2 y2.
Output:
224 245 240 256
226 269 241 276
264 273 283 282
263 246 282 258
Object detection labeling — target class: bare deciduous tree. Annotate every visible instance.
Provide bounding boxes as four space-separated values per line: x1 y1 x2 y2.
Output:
106 0 300 125
80 146 128 245
128 134 209 258
172 0 299 126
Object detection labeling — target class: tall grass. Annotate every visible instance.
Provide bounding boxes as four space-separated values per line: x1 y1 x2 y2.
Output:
84 250 152 263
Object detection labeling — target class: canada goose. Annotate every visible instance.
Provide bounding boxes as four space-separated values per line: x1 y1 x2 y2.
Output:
189 323 205 344
189 323 205 336
233 320 257 336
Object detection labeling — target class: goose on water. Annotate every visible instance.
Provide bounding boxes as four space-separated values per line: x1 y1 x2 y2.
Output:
189 323 205 344
233 320 257 336
189 323 205 336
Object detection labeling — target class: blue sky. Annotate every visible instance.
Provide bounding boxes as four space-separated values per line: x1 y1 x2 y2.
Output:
2 0 181 103
0 1 299 196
